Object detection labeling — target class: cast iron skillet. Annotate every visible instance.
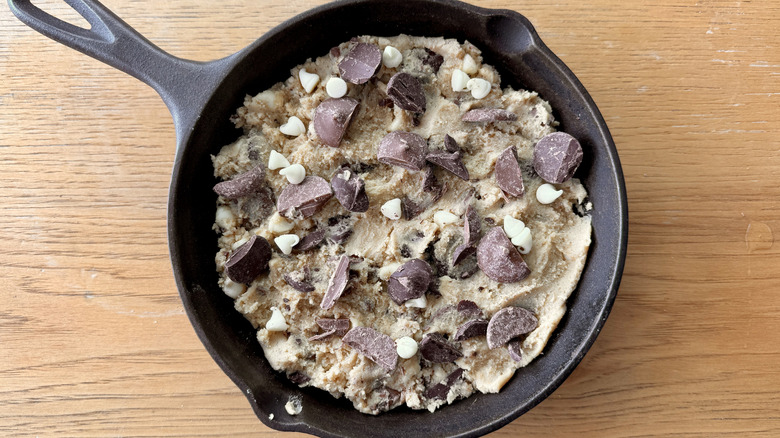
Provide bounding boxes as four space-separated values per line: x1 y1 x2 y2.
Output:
10 0 627 436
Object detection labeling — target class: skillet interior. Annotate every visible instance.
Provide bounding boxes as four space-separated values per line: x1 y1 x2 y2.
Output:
168 1 626 436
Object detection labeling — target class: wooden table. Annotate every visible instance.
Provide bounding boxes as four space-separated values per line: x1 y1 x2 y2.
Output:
2 0 779 436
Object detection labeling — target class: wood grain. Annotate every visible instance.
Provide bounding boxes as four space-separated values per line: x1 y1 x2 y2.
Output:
2 0 779 436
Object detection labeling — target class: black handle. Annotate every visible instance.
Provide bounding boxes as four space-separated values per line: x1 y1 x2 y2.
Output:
8 0 234 141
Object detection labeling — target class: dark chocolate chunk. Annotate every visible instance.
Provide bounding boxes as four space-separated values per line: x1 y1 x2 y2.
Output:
444 134 460 153
476 227 531 283
308 329 337 342
320 255 351 310
288 371 310 385
379 97 394 108
213 165 265 199
422 166 440 193
387 259 432 305
456 300 482 317
495 146 525 198
295 228 326 251
422 48 444 73
451 243 475 266
316 318 350 337
338 42 382 84
224 235 272 284
453 319 489 341
533 131 583 183
277 176 333 219
462 108 518 123
331 167 369 212
507 339 524 362
386 72 426 113
378 131 427 171
283 271 315 292
486 306 538 349
419 333 463 363
424 368 464 400
426 151 469 180
374 387 403 412
326 216 353 244
313 97 360 147
463 205 481 246
342 326 398 372
401 197 424 220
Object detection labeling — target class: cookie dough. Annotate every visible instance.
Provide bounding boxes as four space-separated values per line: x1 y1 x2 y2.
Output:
211 35 591 414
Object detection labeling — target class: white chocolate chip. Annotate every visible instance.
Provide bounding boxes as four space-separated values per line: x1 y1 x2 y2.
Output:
378 262 402 280
511 227 533 254
536 183 564 204
451 69 470 92
274 234 300 255
467 78 491 99
268 414 274 420
396 336 419 359
279 163 306 184
266 307 289 332
268 212 294 234
382 45 403 68
326 77 348 98
381 198 403 220
404 295 427 308
268 150 291 170
433 211 459 227
222 278 245 299
462 54 479 75
284 396 302 416
298 69 320 93
279 116 306 137
503 215 526 239
215 205 236 229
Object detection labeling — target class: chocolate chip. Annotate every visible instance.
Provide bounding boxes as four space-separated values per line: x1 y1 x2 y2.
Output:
419 333 463 363
378 97 394 108
451 244 475 266
313 97 360 147
426 151 469 181
326 215 353 244
444 134 460 153
494 146 525 198
476 227 531 283
386 72 426 113
422 48 444 73
283 271 315 292
213 165 265 199
277 176 333 219
507 340 524 362
463 205 481 246
330 47 341 58
320 255 351 310
342 326 398 372
462 108 518 123
378 131 427 171
295 228 326 251
486 306 538 349
533 132 583 183
424 368 464 400
453 319 489 341
339 43 381 84
387 259 432 305
331 167 369 212
422 166 440 193
316 318 350 336
287 371 310 385
224 235 271 284
455 300 479 317
401 197 424 220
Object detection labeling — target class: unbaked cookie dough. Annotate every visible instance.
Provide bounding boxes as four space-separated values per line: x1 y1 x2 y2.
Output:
211 35 591 414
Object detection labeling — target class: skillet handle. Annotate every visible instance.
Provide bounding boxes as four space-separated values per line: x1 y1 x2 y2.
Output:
8 0 232 141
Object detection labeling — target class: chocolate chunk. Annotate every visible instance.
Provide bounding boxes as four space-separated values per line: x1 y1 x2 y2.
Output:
401 197 424 220
462 108 518 123
422 48 444 73
326 216 353 244
426 151 469 180
533 132 583 183
338 42 382 84
277 176 333 219
224 235 271 284
424 368 464 400
378 131 427 171
495 146 525 198
213 165 265 199
316 318 350 337
308 330 337 342
463 205 481 246
331 167 369 212
295 228 326 251
444 134 460 153
422 166 440 193
342 326 398 372
386 72 426 113
456 300 482 317
486 306 538 349
320 255 351 310
419 333 463 363
453 319 489 341
507 340 524 362
451 244 475 266
387 259 432 305
313 97 360 147
476 227 531 283
283 271 315 292
287 371 310 385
